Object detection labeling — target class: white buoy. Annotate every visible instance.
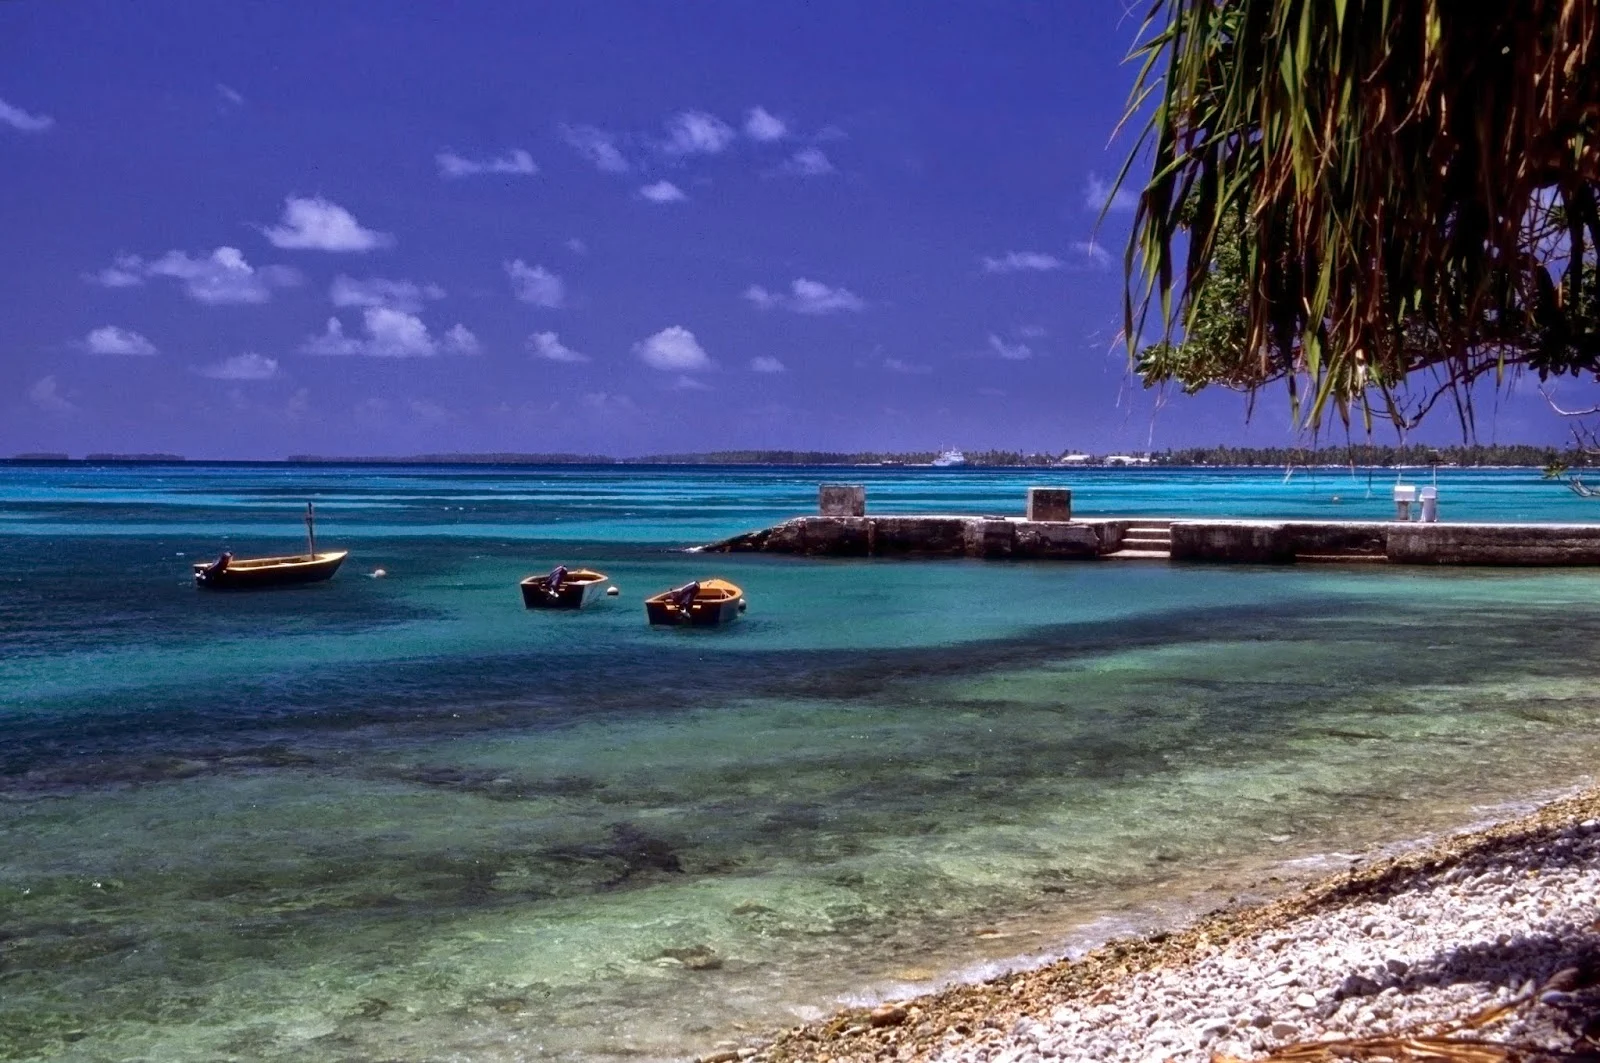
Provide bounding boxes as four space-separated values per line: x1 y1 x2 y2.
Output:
371 568 387 578
606 585 620 596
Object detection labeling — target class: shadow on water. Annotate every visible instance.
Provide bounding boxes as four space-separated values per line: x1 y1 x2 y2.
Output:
3 583 1589 781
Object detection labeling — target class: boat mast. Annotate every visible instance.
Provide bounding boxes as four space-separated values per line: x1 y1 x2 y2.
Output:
305 501 316 558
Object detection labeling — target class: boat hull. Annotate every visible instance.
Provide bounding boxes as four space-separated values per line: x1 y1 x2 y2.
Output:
521 570 608 609
643 578 744 626
193 550 347 590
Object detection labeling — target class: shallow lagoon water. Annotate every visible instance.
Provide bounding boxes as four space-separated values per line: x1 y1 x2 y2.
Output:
3 464 1599 1061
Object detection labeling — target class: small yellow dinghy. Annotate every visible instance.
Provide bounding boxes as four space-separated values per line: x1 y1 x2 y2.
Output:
521 566 609 609
644 578 745 627
194 502 346 591
194 550 348 590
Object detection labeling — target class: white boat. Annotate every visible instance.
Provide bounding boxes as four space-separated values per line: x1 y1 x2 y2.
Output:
930 448 966 467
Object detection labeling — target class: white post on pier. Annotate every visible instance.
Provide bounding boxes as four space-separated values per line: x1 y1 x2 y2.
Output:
1393 483 1417 522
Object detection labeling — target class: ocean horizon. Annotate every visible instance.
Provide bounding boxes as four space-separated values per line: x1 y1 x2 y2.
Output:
5 462 1600 1062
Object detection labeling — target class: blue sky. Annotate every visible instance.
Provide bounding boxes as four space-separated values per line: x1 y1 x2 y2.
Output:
0 1 1577 458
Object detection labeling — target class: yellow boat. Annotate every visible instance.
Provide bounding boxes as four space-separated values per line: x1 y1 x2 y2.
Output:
194 502 346 591
644 578 745 626
194 550 347 590
520 567 609 609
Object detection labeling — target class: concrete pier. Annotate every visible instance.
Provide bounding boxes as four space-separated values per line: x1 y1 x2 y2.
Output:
698 515 1600 566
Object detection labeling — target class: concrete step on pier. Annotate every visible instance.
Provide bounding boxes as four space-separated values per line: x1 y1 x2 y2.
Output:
1105 521 1172 561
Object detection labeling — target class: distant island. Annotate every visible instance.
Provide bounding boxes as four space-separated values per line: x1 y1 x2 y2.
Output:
285 452 613 465
282 444 1591 467
82 453 187 463
4 444 1588 467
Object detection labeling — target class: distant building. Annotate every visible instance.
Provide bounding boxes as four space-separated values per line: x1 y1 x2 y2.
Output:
1057 453 1092 464
1104 454 1154 466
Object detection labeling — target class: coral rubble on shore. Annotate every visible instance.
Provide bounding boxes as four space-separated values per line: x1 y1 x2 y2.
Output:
723 787 1600 1063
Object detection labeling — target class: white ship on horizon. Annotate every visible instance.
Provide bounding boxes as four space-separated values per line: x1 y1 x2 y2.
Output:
930 448 966 467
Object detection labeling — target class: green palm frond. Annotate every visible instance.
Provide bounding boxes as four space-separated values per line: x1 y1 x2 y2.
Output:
1121 0 1600 431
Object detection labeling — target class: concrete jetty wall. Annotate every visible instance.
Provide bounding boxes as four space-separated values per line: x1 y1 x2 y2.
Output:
1168 521 1388 564
700 515 1600 566
1171 519 1600 565
701 515 1108 559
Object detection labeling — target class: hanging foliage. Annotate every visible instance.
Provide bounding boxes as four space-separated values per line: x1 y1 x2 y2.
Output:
1121 0 1600 431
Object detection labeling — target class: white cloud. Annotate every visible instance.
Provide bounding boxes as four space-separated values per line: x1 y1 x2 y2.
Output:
639 180 687 203
200 353 279 380
330 275 445 313
744 106 787 142
634 325 711 371
442 323 480 354
566 237 588 255
750 356 786 373
1071 240 1112 269
560 124 629 173
264 196 392 251
981 251 1064 273
581 391 636 414
781 147 834 176
90 257 146 288
216 84 245 108
85 325 156 356
410 398 452 424
0 96 53 132
436 148 538 178
1018 324 1047 338
673 375 712 391
303 308 478 358
987 334 1033 360
27 375 73 412
1084 173 1138 212
743 278 865 314
663 110 736 156
505 259 565 308
91 247 301 304
883 357 931 374
528 331 588 363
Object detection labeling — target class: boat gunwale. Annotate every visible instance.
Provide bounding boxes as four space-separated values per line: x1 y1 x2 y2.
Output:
519 568 608 589
643 578 743 606
192 549 348 574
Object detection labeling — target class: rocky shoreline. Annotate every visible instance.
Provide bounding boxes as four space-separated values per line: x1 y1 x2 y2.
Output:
703 785 1600 1063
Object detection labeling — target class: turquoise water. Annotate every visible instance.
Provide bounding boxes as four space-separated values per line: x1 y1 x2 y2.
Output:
4 464 1600 1062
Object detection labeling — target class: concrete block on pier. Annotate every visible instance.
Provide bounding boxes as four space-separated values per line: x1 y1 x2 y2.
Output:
1026 487 1072 522
819 484 866 517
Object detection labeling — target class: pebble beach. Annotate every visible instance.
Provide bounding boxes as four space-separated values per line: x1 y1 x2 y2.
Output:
736 786 1600 1063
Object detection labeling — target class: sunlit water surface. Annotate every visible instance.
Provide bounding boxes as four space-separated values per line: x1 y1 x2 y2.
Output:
2 464 1598 1062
